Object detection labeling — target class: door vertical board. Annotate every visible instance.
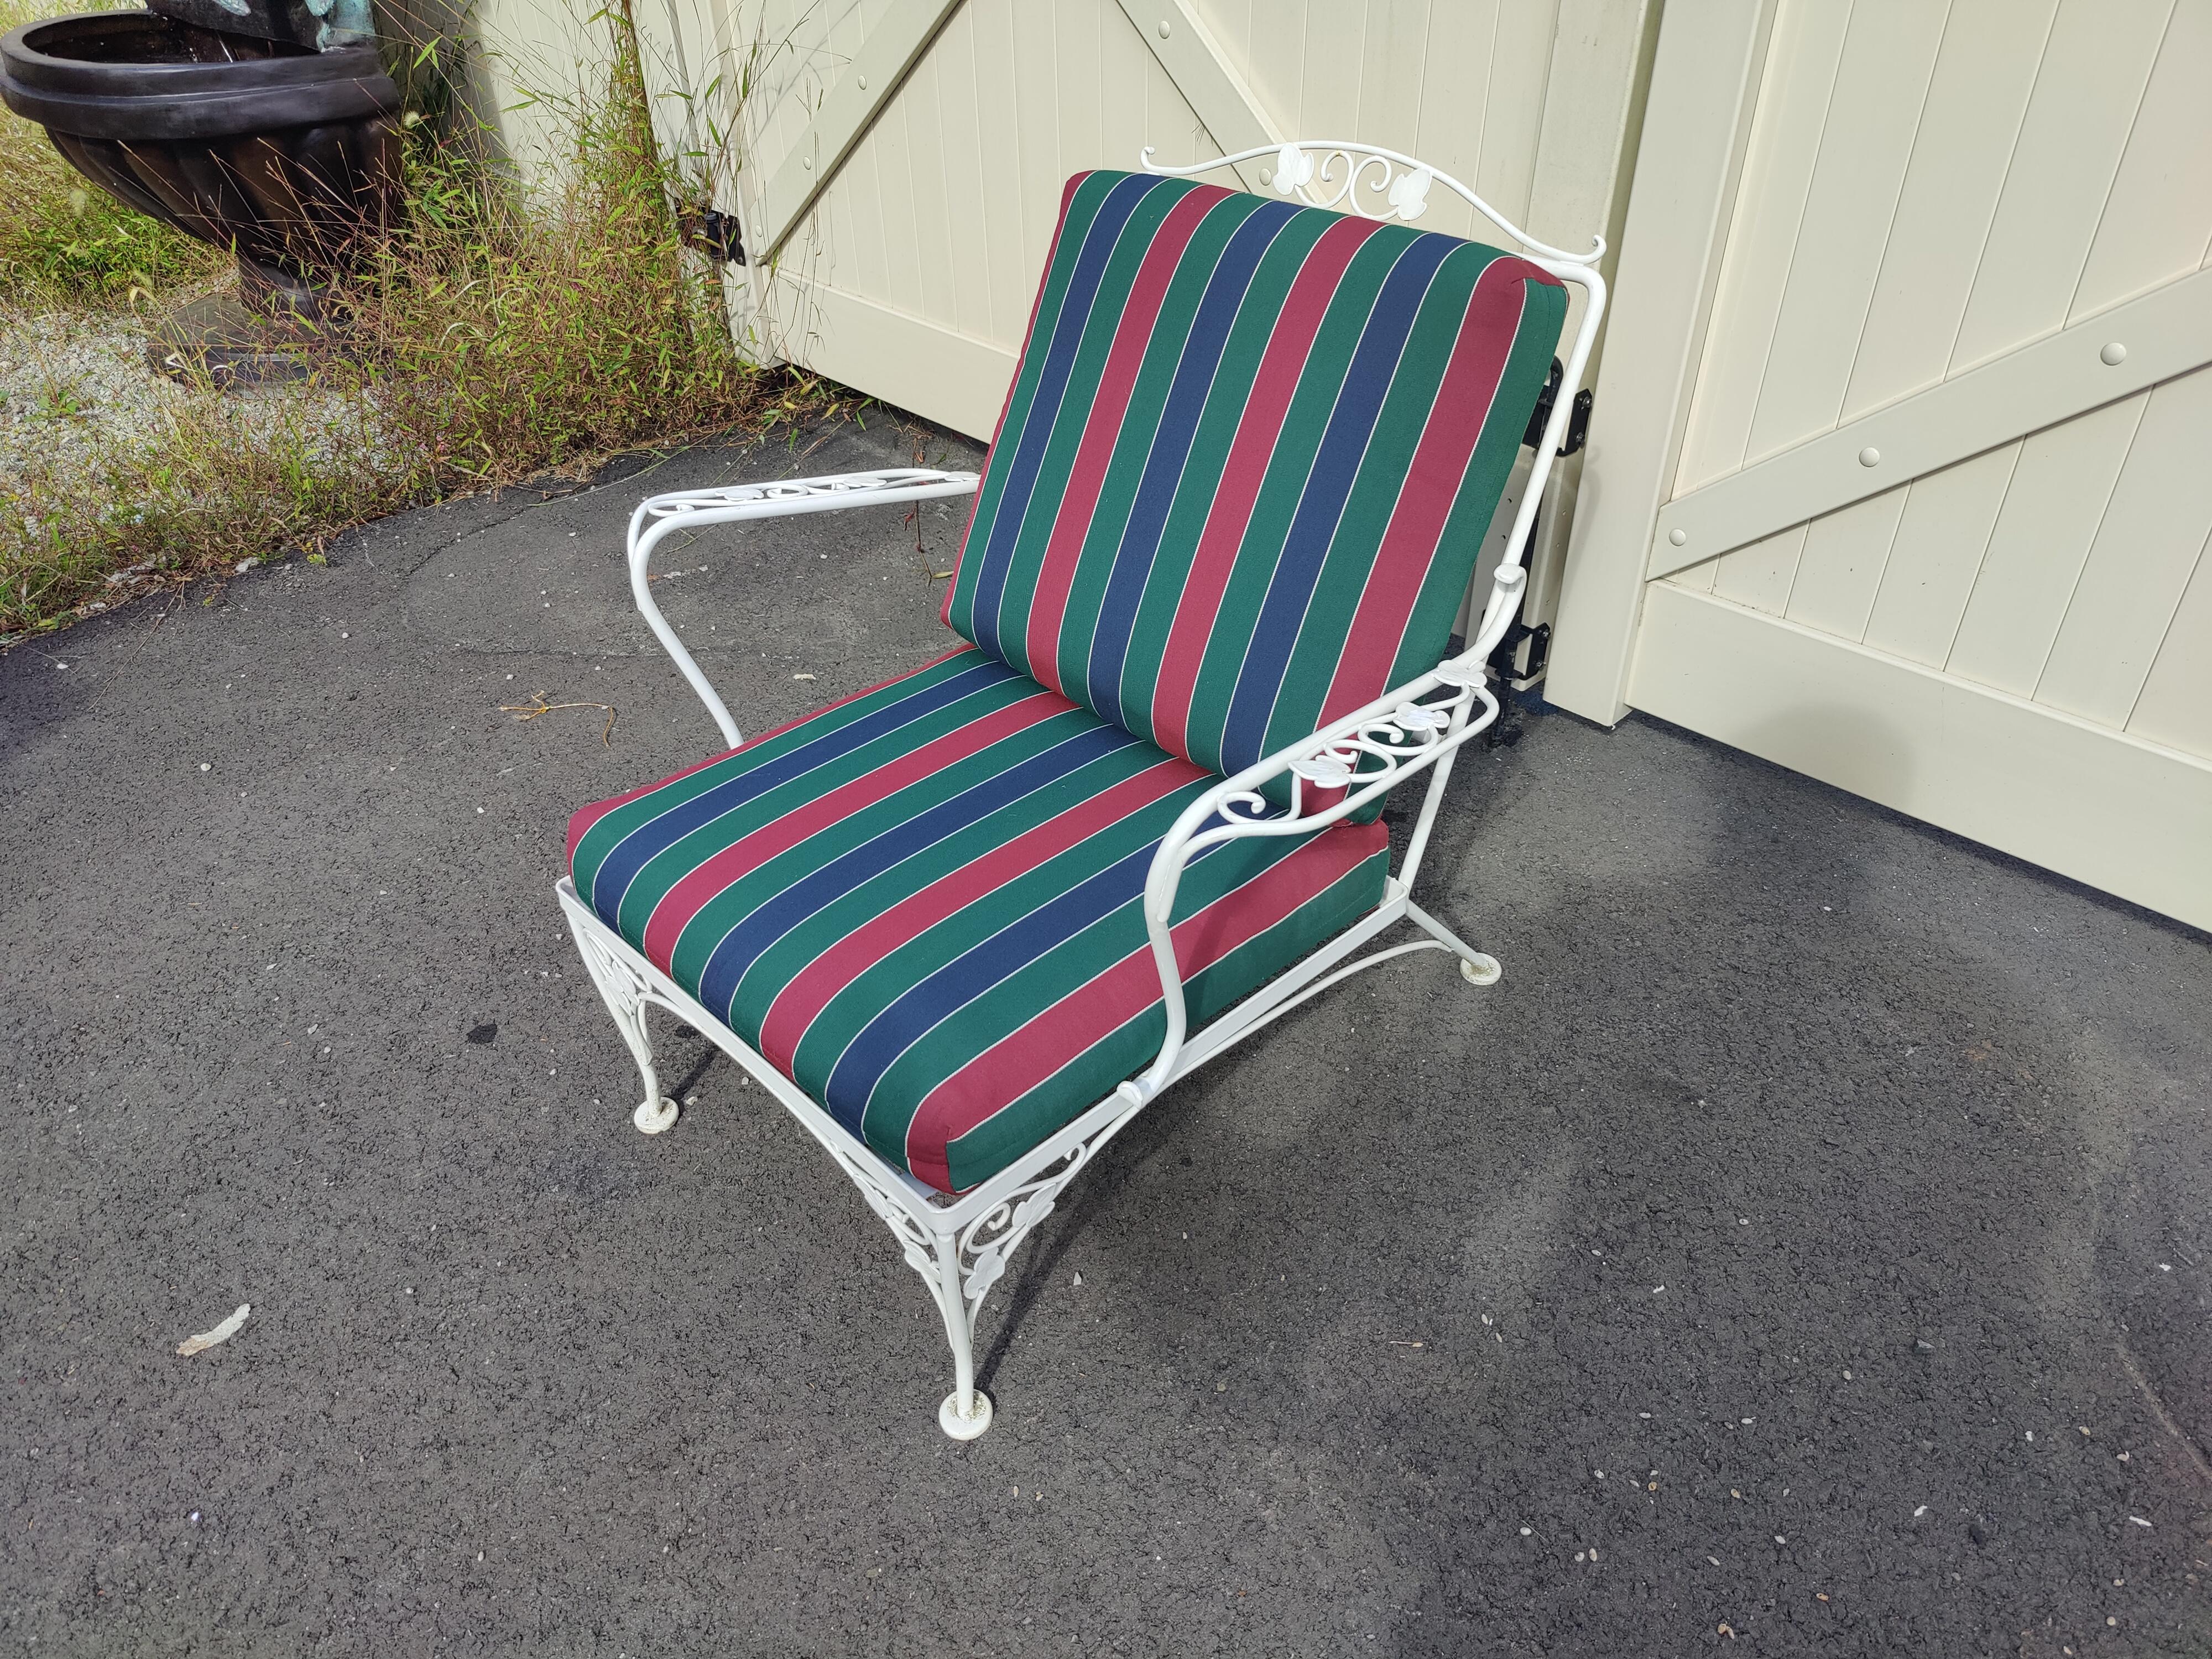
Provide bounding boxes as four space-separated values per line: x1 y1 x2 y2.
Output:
1711 524 1807 616
2069 0 2212 320
1942 393 2146 696
1784 487 1910 643
1945 0 2171 372
1838 0 2057 423
2127 538 2212 760
1741 0 1949 463
2033 364 2212 727
1671 0 1851 494
1860 442 2019 667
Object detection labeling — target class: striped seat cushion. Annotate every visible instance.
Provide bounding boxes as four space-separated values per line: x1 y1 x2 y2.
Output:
946 168 1566 781
568 648 1388 1194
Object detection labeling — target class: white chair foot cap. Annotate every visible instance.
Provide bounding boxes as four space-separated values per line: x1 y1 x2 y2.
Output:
633 1095 680 1135
939 1390 994 1440
1459 954 1502 985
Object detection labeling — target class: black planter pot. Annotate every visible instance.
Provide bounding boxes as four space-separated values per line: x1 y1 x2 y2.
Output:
1 8 403 376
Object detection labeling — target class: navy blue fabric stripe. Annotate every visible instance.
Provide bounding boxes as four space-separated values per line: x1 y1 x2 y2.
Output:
827 800 1282 1137
1217 236 1457 772
693 723 1151 1026
1081 198 1301 728
591 655 1016 927
965 172 1165 665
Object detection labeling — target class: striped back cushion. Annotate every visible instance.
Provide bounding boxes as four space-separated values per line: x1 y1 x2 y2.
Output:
945 168 1567 780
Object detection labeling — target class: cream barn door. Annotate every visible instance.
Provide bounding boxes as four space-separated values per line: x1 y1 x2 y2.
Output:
1552 0 2212 931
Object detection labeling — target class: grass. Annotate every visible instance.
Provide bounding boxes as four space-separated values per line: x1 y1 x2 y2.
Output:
1 0 834 640
0 0 225 302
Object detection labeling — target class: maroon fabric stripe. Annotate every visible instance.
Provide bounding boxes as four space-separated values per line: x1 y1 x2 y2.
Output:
901 820 1386 1190
1319 258 1536 726
1149 213 1384 760
637 692 1067 969
753 759 1199 1072
1021 186 1224 690
563 646 975 866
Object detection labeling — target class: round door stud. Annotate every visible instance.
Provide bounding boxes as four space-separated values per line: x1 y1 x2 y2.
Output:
1668 528 1688 546
2100 341 2127 366
1159 18 1171 36
1858 446 1881 467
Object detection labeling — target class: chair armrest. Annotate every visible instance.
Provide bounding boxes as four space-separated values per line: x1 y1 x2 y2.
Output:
627 468 982 748
1123 634 1509 1101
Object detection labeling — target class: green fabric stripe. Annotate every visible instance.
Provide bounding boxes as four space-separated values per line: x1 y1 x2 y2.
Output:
1112 208 1335 748
740 740 1168 1046
1259 244 1499 761
802 780 1206 1136
650 698 1089 987
1049 191 1270 695
937 846 1389 1190
984 178 1199 677
572 649 985 900
1386 274 1568 687
946 172 1122 643
853 823 1317 1160
1180 227 1411 774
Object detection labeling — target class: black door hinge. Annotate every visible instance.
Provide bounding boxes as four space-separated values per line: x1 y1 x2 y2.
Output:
1487 618 1551 687
1521 357 1593 456
678 207 747 267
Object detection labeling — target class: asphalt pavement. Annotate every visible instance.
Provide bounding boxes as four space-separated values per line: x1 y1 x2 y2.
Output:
3 414 2209 1657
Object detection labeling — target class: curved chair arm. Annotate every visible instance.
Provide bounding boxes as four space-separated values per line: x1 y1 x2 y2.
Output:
1123 639 1508 1102
627 468 982 748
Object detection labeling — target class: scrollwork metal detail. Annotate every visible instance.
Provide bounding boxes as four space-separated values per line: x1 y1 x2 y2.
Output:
956 1139 1096 1311
639 469 979 528
1265 143 1432 221
1140 141 1605 265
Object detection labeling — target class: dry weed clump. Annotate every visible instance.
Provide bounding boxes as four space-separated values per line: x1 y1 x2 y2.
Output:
1 4 831 641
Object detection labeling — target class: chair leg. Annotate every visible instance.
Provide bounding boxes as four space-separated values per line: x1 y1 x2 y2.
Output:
565 907 681 1135
931 1230 994 1441
1406 899 1502 985
832 1138 1105 1439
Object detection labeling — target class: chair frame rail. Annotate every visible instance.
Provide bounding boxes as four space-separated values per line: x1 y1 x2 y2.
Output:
559 142 1606 1439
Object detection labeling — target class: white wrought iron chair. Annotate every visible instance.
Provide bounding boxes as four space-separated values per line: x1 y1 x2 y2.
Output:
557 143 1605 1438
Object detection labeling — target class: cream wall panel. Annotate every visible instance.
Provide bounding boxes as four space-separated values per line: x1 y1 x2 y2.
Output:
1937 394 2145 698
2033 364 2212 728
1296 0 1365 140
1837 0 2056 424
1630 583 2212 932
1411 1 1501 246
2128 542 2212 758
1859 443 2017 669
1944 0 2171 373
1710 525 1805 617
2069 0 2212 320
1741 1 1948 464
969 0 1025 343
1671 0 1850 493
718 0 1646 439
932 9 993 340
1783 487 1908 643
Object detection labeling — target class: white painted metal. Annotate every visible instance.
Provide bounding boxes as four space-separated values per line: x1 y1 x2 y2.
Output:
1551 0 2212 930
565 140 1606 1437
1142 142 1605 263
626 468 983 749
